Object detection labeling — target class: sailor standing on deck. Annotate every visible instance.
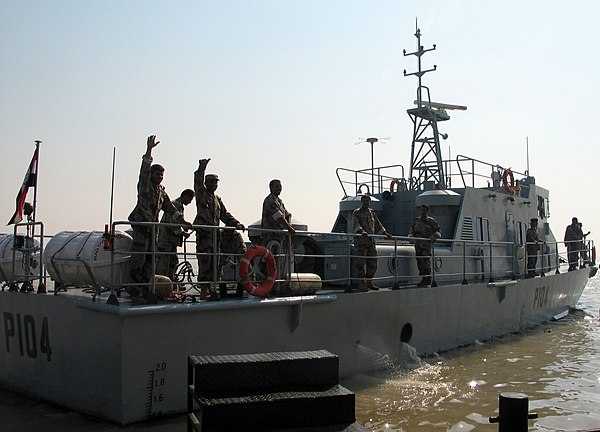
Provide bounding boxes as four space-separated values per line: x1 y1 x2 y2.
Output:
564 217 583 271
261 179 295 243
128 135 191 301
261 179 296 295
352 195 393 291
410 204 441 287
156 189 195 281
526 218 544 278
194 159 245 301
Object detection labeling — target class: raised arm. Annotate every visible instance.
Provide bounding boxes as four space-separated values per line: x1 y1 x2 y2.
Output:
194 158 211 195
145 135 160 159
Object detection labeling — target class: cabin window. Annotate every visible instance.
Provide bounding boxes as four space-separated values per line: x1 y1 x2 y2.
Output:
537 196 550 219
516 221 527 245
476 217 490 242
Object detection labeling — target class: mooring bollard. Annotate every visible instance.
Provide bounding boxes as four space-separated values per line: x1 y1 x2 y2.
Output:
489 392 538 431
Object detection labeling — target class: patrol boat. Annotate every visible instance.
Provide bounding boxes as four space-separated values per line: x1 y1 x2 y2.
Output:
0 27 596 425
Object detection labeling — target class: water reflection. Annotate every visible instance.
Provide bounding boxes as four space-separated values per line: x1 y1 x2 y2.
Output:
343 278 600 431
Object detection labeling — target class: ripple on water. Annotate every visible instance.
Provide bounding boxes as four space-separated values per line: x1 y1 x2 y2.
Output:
347 280 600 430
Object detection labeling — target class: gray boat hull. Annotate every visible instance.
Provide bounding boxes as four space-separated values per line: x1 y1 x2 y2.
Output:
0 266 593 425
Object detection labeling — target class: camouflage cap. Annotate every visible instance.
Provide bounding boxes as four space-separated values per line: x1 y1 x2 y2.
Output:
205 174 219 181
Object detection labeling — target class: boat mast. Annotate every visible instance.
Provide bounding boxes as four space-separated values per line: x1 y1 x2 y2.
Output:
403 22 464 190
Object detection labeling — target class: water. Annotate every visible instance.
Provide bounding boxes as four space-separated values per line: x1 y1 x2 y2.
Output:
2 276 599 431
344 275 600 431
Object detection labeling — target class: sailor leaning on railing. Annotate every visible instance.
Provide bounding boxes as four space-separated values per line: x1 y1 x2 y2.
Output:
351 194 392 292
156 189 194 282
525 218 544 279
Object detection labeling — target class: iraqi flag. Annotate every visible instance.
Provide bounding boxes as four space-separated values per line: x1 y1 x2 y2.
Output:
7 146 39 225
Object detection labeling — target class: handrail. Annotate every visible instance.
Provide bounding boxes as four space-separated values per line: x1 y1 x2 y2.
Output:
336 164 406 197
1 221 595 301
336 155 531 195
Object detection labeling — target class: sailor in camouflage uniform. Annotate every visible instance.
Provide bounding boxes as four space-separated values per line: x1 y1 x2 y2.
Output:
156 189 195 280
261 179 296 295
128 135 190 299
261 179 295 244
352 195 393 291
194 158 245 300
564 217 583 271
410 204 441 287
526 218 543 278
219 228 247 298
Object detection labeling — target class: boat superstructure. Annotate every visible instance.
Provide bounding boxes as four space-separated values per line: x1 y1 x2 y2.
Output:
0 27 596 425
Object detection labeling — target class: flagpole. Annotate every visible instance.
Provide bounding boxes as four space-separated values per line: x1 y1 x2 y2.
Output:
107 147 119 305
109 147 116 228
31 140 41 233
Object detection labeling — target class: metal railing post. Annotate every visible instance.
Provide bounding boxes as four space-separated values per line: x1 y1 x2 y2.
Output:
392 237 400 290
431 240 437 287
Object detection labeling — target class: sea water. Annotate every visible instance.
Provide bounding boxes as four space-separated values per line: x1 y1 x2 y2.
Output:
2 276 599 431
344 275 600 431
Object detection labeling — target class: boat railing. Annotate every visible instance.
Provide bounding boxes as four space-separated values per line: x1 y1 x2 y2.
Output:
110 220 595 298
1 221 595 300
0 221 47 293
336 165 406 197
452 155 528 190
335 156 528 196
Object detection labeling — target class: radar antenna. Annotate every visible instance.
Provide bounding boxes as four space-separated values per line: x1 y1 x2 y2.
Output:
355 136 390 194
403 21 465 190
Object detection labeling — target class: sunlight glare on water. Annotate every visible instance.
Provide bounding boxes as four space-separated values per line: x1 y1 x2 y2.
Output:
343 276 600 431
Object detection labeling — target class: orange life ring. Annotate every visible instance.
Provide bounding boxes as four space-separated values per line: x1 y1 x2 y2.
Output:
390 178 403 192
239 245 277 297
502 169 514 193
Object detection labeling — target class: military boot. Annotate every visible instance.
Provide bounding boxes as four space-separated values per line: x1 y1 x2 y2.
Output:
367 280 379 291
199 284 211 300
219 283 228 299
358 280 369 292
417 278 429 287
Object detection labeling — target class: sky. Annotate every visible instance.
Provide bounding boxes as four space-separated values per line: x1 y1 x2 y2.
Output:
1 1 599 247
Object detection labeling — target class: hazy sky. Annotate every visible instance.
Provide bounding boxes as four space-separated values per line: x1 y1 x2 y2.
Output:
1 1 599 246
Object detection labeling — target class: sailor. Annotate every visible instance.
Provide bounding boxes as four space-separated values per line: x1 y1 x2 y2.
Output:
128 135 191 302
260 179 296 295
513 179 521 196
410 204 441 287
219 228 247 298
352 195 393 291
564 217 583 271
156 189 195 281
491 166 502 188
578 222 591 267
526 218 544 278
194 159 245 301
261 179 295 244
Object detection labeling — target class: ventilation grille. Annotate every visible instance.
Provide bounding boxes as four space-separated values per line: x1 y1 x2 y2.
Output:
461 216 474 240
